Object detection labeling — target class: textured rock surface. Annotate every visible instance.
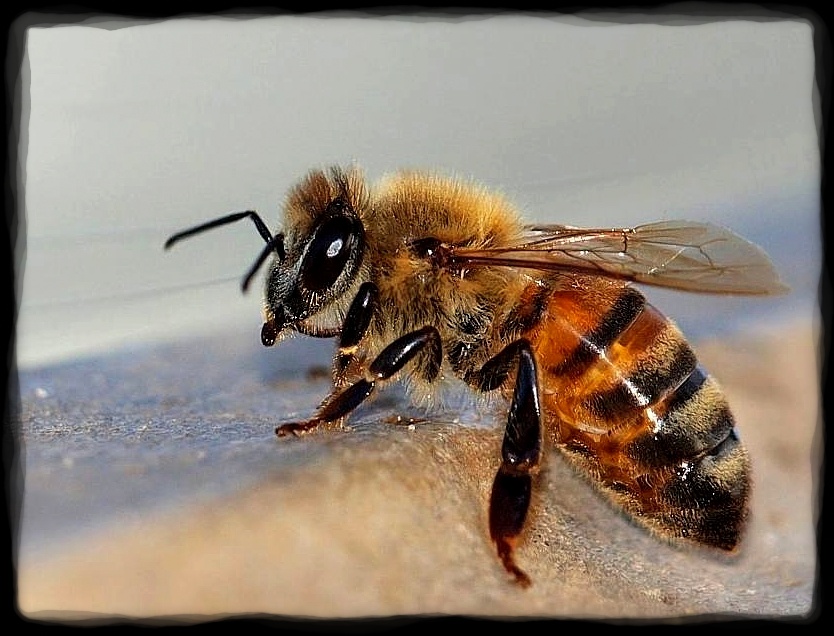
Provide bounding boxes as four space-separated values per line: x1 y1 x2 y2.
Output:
15 320 819 620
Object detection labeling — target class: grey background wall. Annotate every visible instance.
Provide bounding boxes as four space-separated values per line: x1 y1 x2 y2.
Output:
17 14 819 368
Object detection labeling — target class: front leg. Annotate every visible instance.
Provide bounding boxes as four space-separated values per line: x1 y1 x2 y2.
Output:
469 339 542 587
333 282 379 388
276 325 442 437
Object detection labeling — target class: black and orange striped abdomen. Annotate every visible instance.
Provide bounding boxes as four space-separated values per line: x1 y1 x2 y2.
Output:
526 277 750 549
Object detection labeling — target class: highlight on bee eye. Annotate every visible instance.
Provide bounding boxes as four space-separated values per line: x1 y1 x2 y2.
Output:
165 165 786 587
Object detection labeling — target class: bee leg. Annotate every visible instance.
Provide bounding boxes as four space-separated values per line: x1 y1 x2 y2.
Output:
276 325 442 437
478 340 542 587
333 282 379 388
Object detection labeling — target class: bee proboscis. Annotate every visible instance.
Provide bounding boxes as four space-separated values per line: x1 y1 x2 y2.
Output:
165 166 786 587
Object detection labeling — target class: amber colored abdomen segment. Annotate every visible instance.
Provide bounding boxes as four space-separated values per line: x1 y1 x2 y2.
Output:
525 278 750 549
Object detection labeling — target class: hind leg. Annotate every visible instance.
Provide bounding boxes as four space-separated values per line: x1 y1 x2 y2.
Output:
467 340 542 587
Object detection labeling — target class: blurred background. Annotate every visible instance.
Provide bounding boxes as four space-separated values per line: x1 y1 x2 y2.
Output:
16 14 819 369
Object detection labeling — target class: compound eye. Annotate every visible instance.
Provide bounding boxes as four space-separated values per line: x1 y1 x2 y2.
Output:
300 216 357 291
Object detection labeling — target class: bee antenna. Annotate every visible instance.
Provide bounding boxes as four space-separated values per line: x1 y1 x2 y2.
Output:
242 233 285 293
164 210 274 250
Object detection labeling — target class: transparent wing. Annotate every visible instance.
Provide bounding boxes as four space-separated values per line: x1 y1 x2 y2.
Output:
448 220 787 295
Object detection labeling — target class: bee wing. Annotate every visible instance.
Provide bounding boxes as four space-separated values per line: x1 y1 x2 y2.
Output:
448 220 788 295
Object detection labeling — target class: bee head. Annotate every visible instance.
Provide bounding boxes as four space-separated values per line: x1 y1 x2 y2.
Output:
261 167 368 345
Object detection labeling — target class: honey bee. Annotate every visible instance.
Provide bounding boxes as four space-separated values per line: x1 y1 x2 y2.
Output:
165 166 786 587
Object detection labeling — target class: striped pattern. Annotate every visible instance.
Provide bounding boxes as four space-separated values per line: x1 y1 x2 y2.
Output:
525 277 750 549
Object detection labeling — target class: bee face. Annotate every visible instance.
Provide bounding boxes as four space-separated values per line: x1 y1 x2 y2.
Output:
265 197 365 332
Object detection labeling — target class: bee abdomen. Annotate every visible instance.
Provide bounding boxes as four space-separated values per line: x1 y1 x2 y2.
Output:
535 284 750 550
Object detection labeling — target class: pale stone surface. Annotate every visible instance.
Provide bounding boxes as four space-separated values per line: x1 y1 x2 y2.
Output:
15 320 819 620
